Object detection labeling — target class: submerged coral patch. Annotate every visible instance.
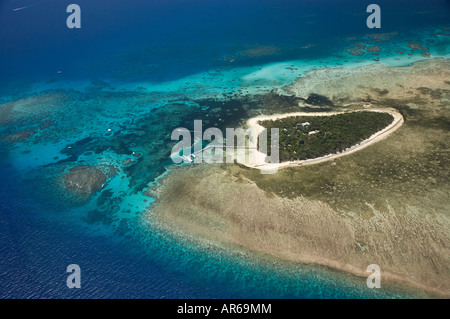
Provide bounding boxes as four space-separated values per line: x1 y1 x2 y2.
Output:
63 165 107 197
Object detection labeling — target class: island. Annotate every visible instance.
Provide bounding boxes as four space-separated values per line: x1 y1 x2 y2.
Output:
244 108 403 172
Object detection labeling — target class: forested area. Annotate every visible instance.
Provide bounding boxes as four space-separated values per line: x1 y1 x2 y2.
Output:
259 111 394 162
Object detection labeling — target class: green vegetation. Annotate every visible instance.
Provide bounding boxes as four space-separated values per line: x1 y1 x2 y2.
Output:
260 111 394 162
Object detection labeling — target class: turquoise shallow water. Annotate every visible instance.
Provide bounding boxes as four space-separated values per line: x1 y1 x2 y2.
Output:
1 0 449 298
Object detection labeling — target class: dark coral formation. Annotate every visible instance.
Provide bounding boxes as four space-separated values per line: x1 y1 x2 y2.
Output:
304 93 334 107
407 42 429 50
406 42 431 58
63 165 107 197
365 32 397 42
3 130 35 143
345 43 366 56
366 46 381 52
240 45 281 58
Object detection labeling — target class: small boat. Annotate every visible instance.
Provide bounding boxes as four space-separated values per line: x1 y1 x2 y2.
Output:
181 155 193 163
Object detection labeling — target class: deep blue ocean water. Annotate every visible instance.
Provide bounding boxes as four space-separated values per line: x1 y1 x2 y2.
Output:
0 0 449 298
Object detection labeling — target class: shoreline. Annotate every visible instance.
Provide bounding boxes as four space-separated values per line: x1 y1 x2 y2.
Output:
243 107 404 173
148 163 449 298
167 224 444 298
148 57 449 299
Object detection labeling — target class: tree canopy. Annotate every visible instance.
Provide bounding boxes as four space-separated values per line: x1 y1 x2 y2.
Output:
259 111 394 162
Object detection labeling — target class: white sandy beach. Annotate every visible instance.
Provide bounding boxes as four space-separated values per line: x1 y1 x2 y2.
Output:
243 107 404 173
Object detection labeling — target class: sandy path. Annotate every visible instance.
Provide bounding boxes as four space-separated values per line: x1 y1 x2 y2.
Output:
243 108 404 173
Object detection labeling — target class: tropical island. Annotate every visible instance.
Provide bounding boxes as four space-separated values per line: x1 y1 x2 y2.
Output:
245 108 404 172
148 58 450 298
259 110 394 162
